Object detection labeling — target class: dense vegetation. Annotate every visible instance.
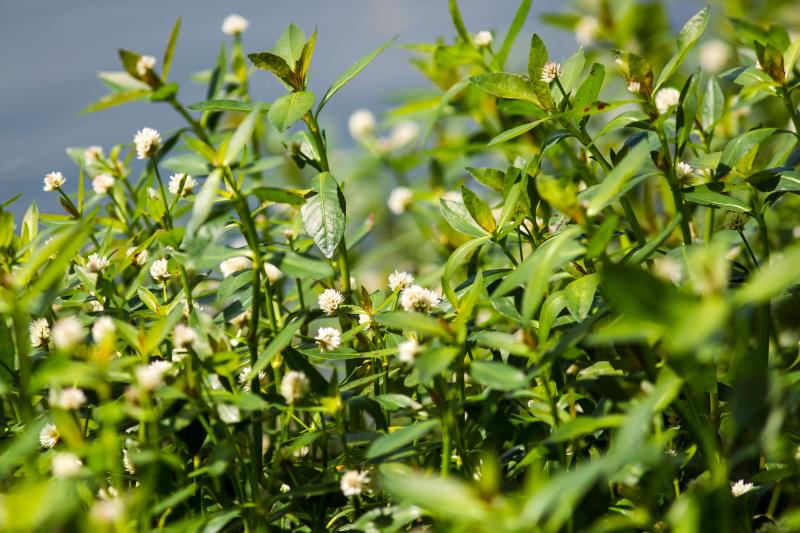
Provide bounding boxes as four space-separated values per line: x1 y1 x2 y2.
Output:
2 1 800 531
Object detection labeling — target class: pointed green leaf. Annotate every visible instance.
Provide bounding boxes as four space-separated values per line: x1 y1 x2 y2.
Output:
301 172 345 258
267 91 314 132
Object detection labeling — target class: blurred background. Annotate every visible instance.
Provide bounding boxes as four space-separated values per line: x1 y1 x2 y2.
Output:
0 0 708 216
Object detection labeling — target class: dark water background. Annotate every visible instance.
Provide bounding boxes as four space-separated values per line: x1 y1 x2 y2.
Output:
0 1 700 216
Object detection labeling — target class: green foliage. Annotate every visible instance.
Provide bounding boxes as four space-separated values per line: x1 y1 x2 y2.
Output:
4 2 800 531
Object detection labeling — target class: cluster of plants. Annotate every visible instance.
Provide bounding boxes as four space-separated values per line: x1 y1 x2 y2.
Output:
2 1 800 530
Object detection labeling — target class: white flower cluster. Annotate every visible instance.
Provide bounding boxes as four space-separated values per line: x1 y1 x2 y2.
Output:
168 173 196 196
655 87 680 114
222 14 249 36
30 318 50 347
43 171 65 192
400 285 441 313
318 288 344 315
540 62 562 83
136 55 156 77
220 256 252 277
134 128 161 159
52 317 84 350
280 370 309 404
150 258 171 282
86 253 110 273
92 174 115 195
340 470 370 497
51 387 87 410
387 187 413 215
474 30 493 47
388 270 414 292
315 327 342 352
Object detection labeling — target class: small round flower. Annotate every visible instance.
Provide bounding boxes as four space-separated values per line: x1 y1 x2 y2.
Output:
172 324 197 349
575 16 599 46
388 270 414 292
86 253 110 274
91 496 124 524
724 211 749 232
340 470 370 497
52 387 87 410
655 87 681 114
84 145 104 166
238 366 266 391
39 423 60 449
318 288 344 315
397 338 420 364
315 327 342 352
135 362 169 390
220 256 252 277
348 109 376 140
217 404 241 424
88 300 104 313
540 62 562 83
675 161 694 186
280 370 309 404
731 479 754 497
133 128 161 159
150 258 171 282
474 30 493 47
222 14 249 36
388 187 413 215
122 449 136 475
358 313 372 330
135 55 156 77
30 318 50 347
264 263 283 284
387 121 419 149
43 171 65 192
92 316 116 343
127 248 149 267
400 285 441 313
282 228 297 241
146 187 159 200
92 174 115 195
52 452 83 478
52 317 84 350
699 39 729 73
168 173 196 196
627 81 642 94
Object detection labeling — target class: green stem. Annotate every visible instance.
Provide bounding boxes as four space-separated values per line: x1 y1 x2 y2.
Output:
150 158 173 229
655 127 692 245
170 98 212 145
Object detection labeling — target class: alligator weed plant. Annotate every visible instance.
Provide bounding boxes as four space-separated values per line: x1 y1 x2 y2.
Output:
2 1 800 531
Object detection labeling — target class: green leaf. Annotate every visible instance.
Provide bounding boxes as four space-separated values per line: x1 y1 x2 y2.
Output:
460 187 496 233
247 319 305 379
574 62 605 109
137 287 162 315
80 89 150 115
558 48 585 96
470 73 539 103
248 52 298 89
655 7 709 90
267 91 314 132
469 331 530 357
186 168 222 237
734 245 800 305
527 34 548 82
375 312 449 339
562 273 600 321
162 17 181 81
466 167 504 194
416 346 459 383
294 31 317 86
273 23 306 65
470 360 528 391
585 140 649 216
715 128 776 179
318 37 396 112
700 77 724 131
448 0 471 44
301 172 345 258
367 419 439 459
440 199 488 237
186 100 264 113
497 0 532 67
548 415 626 443
683 191 750 212
223 103 262 165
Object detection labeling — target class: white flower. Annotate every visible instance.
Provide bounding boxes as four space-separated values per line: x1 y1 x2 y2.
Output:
133 128 161 159
540 62 562 83
39 423 60 449
397 338 420 364
122 449 136 475
655 87 681 114
315 327 341 352
340 470 370 497
220 256 252 277
217 404 241 424
724 211 749 232
135 55 156 77
282 228 297 240
358 314 372 330
348 109 376 140
318 288 344 315
575 16 599 46
30 318 50 347
238 366 266 391
52 387 87 410
388 270 414 292
731 479 754 497
52 452 83 478
474 30 493 47
52 317 84 350
92 317 116 343
92 174 115 195
387 121 419 149
627 81 641 94
280 370 309 404
88 300 104 313
135 362 170 390
84 145 103 166
127 248 149 267
676 161 693 180
264 263 283 284
86 253 110 273
699 39 729 73
172 324 197 349
91 496 124 524
280 483 291 493
222 14 249 36
43 171 65 192
146 187 159 200
168 173 196 196
150 258 171 282
388 187 413 215
400 285 441 313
